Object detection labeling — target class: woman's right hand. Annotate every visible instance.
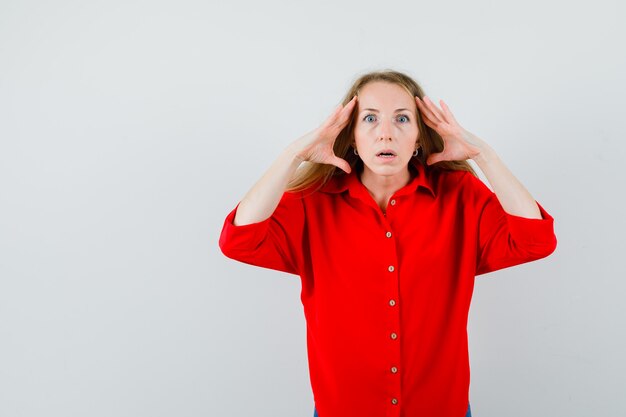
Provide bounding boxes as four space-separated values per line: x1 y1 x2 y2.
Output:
291 95 358 174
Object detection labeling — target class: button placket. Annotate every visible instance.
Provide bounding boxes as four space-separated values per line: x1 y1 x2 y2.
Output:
383 212 401 413
383 197 397 219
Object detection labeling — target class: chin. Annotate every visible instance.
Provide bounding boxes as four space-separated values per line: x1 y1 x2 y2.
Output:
363 161 409 176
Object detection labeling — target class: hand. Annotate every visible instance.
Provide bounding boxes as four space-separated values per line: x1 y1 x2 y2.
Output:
415 96 482 165
292 95 357 174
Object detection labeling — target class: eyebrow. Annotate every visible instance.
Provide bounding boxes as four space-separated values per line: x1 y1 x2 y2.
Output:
360 108 413 113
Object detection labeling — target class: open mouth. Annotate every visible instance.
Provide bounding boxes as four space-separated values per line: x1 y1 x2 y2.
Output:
377 150 397 159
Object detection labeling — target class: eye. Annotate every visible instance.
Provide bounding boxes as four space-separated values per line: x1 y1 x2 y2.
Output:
362 114 411 123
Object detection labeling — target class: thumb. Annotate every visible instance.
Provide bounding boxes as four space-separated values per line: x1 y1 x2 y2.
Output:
333 157 352 174
426 153 444 166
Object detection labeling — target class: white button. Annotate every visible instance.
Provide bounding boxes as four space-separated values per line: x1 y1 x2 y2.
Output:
391 398 398 405
388 265 395 272
389 299 396 306
386 231 392 238
391 366 398 373
390 199 396 205
390 332 397 340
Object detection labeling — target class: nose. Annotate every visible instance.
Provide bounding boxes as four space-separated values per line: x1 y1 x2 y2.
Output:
377 118 393 141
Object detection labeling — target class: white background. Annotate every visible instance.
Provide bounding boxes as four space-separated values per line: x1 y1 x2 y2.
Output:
1 0 624 416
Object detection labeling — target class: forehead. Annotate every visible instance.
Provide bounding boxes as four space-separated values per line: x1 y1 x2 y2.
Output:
357 81 413 110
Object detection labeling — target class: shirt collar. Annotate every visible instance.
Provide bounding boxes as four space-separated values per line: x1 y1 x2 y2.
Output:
317 159 436 198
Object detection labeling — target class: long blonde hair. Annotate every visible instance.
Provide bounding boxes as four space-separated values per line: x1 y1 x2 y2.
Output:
286 69 477 194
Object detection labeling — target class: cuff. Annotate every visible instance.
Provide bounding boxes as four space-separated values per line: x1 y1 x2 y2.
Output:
219 202 272 252
505 200 557 246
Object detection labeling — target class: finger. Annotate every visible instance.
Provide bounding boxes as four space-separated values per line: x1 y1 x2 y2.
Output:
422 96 445 123
416 101 438 128
340 95 358 117
439 99 459 125
420 112 437 128
333 95 358 129
424 96 446 122
338 95 356 112
322 104 344 128
346 94 357 107
415 96 440 125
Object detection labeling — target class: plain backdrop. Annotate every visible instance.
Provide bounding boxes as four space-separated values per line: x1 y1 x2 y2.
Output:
1 0 625 416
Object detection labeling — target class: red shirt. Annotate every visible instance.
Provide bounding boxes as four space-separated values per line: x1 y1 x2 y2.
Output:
218 161 557 417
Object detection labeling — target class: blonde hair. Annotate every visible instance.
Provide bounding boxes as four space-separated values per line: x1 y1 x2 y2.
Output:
286 69 477 194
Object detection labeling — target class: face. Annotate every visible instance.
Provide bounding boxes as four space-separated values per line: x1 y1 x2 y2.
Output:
353 81 419 177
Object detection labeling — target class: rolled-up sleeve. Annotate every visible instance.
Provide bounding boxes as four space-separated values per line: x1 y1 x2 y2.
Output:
470 176 558 276
218 190 305 276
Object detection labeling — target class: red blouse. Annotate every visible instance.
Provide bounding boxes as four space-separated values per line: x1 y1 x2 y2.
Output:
219 161 557 417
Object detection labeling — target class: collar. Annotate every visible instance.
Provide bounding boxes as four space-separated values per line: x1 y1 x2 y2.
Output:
317 159 436 199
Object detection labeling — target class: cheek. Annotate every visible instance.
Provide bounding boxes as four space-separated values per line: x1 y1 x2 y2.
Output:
402 128 419 145
353 129 367 146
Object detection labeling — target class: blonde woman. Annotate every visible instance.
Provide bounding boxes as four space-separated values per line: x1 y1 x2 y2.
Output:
219 70 557 417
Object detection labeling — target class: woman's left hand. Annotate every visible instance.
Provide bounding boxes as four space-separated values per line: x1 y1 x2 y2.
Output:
415 96 483 165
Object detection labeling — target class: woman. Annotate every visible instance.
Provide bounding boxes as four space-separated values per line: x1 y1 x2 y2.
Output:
219 70 557 417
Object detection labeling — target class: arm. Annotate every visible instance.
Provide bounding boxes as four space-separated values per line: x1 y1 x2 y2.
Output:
414 96 557 275
471 139 541 219
416 95 543 219
219 96 357 274
469 137 557 274
219 191 305 275
233 144 304 226
218 144 306 275
469 171 557 276
233 94 357 225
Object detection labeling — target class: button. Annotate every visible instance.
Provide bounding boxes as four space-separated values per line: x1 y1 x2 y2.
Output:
390 332 397 340
386 231 392 238
390 199 396 205
391 398 398 405
391 366 398 373
388 265 395 272
389 299 396 306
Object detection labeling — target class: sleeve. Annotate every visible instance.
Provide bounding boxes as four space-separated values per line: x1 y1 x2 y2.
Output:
218 190 305 276
469 175 558 276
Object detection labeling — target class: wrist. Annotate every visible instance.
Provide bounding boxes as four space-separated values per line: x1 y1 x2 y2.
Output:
285 142 306 163
471 144 497 165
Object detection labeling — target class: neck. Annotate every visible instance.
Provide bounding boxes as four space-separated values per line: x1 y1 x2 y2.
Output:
359 164 415 199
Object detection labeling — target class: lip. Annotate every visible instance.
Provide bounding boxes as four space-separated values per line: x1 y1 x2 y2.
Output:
376 149 397 163
376 154 397 163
